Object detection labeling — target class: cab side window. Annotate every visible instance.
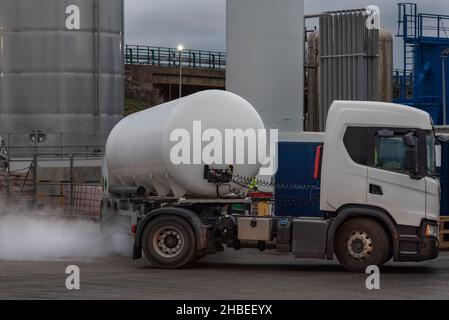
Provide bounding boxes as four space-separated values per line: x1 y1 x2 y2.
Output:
344 127 419 175
374 136 408 172
343 127 369 165
373 130 418 174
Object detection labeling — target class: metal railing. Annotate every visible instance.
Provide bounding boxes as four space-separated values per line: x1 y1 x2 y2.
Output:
0 132 107 158
418 13 449 39
125 45 226 69
0 151 104 219
398 3 449 41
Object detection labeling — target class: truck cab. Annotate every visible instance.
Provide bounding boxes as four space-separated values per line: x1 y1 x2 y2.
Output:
320 101 439 269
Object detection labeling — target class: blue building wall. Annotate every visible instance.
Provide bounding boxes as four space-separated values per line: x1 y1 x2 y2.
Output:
274 142 323 217
440 143 449 216
411 44 449 125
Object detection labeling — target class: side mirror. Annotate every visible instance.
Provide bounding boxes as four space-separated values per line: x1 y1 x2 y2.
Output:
405 148 421 180
436 145 442 168
403 133 417 148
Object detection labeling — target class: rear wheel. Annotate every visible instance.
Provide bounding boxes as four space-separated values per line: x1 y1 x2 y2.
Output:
335 218 390 273
142 216 196 269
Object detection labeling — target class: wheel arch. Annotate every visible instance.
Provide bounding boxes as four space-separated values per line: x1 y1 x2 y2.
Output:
326 205 399 261
133 207 207 259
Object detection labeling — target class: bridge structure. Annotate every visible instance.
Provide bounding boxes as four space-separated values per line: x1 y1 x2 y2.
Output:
124 45 226 110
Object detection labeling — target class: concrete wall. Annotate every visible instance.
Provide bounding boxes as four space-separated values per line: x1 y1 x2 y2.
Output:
226 0 305 133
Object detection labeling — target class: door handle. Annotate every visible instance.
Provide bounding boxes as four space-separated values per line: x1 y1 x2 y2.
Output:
369 184 383 196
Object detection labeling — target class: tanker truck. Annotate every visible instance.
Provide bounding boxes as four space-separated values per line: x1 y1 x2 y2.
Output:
101 90 441 273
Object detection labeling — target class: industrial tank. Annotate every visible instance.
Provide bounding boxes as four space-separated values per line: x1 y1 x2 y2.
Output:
306 28 393 132
105 90 266 198
0 0 124 152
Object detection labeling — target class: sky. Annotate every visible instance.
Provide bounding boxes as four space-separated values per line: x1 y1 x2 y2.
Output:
124 0 449 68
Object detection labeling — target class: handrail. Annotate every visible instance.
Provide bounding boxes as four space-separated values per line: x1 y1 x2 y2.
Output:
125 45 226 70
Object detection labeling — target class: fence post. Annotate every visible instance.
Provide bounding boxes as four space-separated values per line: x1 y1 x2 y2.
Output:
32 154 38 209
70 155 74 206
6 133 10 202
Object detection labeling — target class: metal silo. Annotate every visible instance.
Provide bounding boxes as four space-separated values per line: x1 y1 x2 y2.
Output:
305 22 393 132
0 0 124 154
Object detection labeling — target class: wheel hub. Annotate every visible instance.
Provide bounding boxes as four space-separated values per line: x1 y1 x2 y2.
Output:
153 227 184 258
347 231 373 260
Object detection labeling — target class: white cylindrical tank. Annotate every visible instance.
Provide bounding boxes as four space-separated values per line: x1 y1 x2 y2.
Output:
105 90 266 198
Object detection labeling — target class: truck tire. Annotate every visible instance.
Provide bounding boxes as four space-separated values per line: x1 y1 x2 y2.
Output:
335 218 390 273
142 215 196 269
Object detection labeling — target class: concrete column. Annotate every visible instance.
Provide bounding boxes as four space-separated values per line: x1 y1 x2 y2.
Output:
226 0 305 133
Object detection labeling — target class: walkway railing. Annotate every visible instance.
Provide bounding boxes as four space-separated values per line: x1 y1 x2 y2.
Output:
125 45 226 70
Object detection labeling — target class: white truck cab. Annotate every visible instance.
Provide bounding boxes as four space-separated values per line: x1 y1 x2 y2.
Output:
320 101 439 269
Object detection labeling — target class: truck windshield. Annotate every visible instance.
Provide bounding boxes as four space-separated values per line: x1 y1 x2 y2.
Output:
426 132 436 177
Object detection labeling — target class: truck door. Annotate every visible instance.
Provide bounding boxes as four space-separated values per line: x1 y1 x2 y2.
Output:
367 129 425 227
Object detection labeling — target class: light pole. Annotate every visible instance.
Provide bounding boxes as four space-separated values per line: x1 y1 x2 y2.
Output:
177 44 184 98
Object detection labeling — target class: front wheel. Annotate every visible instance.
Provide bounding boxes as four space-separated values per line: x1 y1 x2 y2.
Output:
335 218 390 273
142 216 196 269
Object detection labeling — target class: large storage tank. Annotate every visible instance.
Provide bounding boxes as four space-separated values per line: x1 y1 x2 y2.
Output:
105 90 266 198
0 0 124 153
305 28 393 132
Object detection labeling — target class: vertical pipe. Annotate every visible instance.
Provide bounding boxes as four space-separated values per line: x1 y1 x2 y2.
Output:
443 57 447 126
70 155 74 206
6 134 10 203
94 0 101 132
33 154 38 208
179 51 182 98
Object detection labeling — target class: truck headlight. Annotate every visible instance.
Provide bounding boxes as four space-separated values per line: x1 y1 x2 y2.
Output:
425 223 439 239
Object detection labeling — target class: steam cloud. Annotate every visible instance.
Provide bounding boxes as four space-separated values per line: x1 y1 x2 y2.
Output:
0 211 132 261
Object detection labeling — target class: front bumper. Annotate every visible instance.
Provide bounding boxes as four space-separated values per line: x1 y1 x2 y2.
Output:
399 238 439 262
398 220 440 262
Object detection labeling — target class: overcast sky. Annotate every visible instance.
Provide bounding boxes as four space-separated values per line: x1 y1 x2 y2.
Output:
125 0 449 68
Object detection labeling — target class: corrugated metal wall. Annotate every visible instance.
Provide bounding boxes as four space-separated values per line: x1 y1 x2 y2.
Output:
319 10 379 131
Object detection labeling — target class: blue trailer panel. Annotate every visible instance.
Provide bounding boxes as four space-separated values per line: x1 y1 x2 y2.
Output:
275 141 323 218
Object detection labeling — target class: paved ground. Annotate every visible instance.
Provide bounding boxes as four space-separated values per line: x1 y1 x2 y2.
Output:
1 250 449 300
